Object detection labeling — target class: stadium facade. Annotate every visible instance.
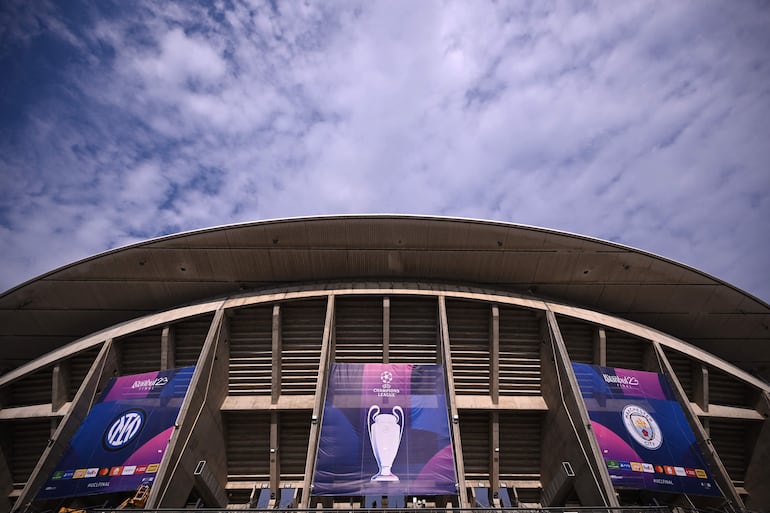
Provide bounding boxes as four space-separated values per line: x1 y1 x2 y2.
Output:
0 216 768 512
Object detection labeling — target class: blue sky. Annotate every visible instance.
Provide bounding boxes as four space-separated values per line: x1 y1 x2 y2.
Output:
1 0 769 301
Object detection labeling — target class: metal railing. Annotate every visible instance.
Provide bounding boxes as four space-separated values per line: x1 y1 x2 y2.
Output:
87 505 676 513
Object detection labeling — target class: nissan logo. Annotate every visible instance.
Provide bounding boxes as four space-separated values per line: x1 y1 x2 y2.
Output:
103 409 145 450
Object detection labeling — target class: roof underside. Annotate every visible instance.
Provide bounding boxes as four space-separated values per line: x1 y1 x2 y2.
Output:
1 216 768 378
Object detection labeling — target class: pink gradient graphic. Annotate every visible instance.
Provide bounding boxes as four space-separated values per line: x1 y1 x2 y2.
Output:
591 420 641 462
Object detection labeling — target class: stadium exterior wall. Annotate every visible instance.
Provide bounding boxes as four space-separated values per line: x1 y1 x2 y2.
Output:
0 217 769 512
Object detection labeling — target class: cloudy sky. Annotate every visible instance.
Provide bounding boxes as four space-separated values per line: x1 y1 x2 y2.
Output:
1 0 769 301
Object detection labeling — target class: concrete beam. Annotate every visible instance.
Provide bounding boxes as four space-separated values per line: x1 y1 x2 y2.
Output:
490 411 499 494
147 307 229 508
651 341 744 510
299 295 334 508
744 391 770 510
438 295 467 507
270 411 279 494
542 311 617 507
12 340 116 512
0 445 12 513
193 460 228 508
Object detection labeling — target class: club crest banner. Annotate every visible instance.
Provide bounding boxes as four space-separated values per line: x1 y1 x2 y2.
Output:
37 366 195 500
312 363 457 496
572 363 720 497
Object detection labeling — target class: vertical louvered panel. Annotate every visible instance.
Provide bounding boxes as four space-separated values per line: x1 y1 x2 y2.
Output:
119 328 162 375
556 315 594 364
709 368 755 408
709 419 752 484
281 300 325 395
499 411 542 480
5 419 50 487
174 314 213 367
390 297 438 363
229 306 273 396
67 348 100 398
225 411 271 481
605 330 646 370
5 368 52 407
663 349 694 402
279 411 311 480
447 300 489 395
499 307 541 396
335 297 383 363
459 412 489 479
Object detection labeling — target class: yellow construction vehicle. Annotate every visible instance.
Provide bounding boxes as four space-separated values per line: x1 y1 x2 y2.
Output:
116 484 151 509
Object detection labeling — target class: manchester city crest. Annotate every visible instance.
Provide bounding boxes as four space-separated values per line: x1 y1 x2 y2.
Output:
621 404 662 450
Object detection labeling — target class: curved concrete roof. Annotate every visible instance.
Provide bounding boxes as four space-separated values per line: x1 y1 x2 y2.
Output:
1 215 769 377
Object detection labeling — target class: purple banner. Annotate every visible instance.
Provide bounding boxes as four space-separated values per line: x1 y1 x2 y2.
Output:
312 364 457 496
572 363 720 497
37 366 194 500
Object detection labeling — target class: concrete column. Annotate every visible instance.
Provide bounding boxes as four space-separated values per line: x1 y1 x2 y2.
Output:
272 305 281 404
490 306 500 405
438 295 468 507
147 306 229 508
593 327 606 367
0 444 13 513
51 361 70 412
541 311 617 507
12 340 118 512
745 391 770 510
642 344 658 372
299 295 335 508
161 325 176 370
693 364 709 413
270 412 280 493
650 341 744 510
383 297 390 364
490 411 500 495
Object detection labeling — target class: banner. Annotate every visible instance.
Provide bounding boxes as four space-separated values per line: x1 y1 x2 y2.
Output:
572 363 720 497
37 366 195 500
312 363 456 496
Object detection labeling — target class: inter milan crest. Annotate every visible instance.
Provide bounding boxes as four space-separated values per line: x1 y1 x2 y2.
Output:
103 409 146 450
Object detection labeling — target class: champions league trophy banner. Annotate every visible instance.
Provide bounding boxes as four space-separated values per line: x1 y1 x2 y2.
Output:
571 363 720 497
37 366 195 500
312 364 457 496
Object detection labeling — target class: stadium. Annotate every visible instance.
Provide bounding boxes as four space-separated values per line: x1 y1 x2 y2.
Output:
0 215 768 513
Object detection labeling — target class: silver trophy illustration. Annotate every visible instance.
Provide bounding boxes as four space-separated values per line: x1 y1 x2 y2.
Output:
367 405 404 481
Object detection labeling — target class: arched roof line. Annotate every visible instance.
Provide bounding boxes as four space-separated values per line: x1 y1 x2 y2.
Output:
3 215 767 308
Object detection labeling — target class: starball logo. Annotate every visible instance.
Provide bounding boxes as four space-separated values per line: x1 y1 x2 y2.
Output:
372 371 401 398
131 376 168 390
103 409 145 450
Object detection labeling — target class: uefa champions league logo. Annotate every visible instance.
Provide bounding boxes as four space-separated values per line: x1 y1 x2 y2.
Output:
103 409 145 450
380 371 393 384
622 404 662 450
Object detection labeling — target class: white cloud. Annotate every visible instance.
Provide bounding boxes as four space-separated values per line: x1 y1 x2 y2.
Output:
0 0 768 301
